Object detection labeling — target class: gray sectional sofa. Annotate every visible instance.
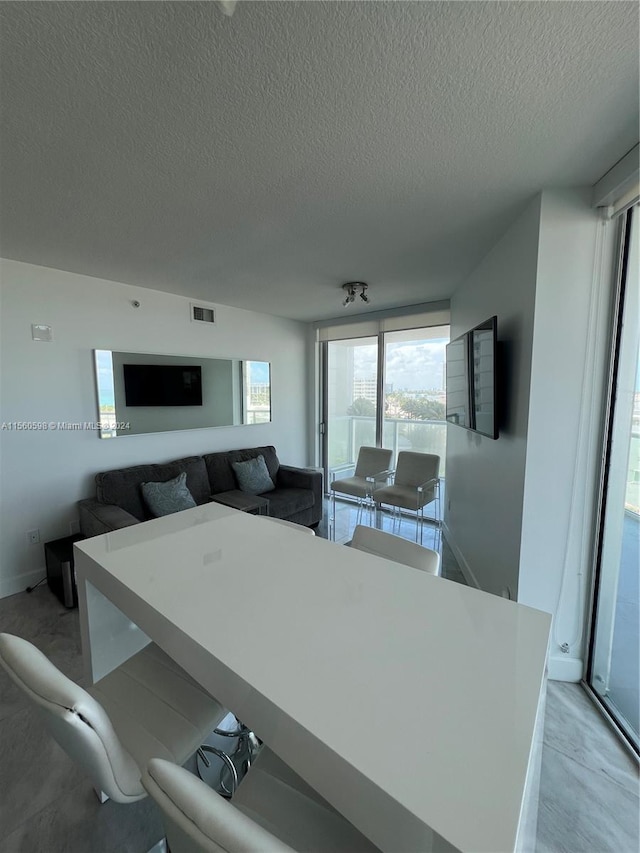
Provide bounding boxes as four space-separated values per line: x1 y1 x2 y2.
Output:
78 445 323 538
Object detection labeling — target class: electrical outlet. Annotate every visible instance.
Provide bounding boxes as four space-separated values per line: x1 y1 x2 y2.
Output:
27 528 40 545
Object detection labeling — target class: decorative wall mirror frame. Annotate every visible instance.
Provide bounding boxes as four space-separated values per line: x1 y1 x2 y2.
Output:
94 350 271 438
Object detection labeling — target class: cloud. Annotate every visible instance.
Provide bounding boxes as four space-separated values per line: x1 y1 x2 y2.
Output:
343 338 448 390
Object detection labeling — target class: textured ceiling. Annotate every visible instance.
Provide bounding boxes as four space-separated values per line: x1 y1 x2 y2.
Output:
0 1 638 322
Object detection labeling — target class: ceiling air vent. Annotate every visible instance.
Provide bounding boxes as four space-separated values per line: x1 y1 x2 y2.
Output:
190 303 216 325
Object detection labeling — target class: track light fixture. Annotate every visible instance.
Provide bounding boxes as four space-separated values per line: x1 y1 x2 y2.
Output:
342 282 370 307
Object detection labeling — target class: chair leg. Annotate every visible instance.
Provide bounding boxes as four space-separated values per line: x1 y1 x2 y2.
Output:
197 745 239 797
216 719 261 768
433 481 442 548
367 497 375 528
331 490 336 541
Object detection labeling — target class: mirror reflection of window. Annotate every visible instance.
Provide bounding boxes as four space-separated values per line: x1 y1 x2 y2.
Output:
95 350 117 438
244 361 272 425
472 328 494 436
445 336 470 429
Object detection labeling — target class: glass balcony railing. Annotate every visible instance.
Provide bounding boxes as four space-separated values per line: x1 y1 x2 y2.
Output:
328 416 447 476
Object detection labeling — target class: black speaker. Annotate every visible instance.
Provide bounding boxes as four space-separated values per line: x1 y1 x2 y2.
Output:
44 534 84 608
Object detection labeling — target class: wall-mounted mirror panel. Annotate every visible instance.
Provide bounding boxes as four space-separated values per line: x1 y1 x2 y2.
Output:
95 350 271 438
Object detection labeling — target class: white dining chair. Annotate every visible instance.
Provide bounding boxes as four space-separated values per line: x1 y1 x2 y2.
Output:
0 633 235 804
143 748 381 852
351 525 441 575
329 446 393 540
372 451 441 543
262 517 316 535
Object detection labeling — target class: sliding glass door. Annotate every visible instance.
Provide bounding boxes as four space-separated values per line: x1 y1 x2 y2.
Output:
322 326 449 482
589 206 639 751
382 328 448 473
324 336 379 473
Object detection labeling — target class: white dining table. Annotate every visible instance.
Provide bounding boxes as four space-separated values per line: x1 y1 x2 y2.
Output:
74 502 551 853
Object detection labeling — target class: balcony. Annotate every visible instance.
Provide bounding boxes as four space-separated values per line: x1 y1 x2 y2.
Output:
327 415 447 475
327 415 446 547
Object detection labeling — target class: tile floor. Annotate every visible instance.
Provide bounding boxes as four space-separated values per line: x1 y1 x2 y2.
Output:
0 513 637 852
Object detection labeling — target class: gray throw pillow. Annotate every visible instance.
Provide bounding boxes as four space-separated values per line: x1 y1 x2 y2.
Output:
232 455 275 494
141 471 197 517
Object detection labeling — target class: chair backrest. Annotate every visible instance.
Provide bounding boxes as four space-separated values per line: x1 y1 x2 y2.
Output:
394 452 440 488
351 526 441 575
354 446 393 479
143 757 295 853
0 633 143 803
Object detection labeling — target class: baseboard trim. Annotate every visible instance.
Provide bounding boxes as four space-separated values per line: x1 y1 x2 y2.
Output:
547 654 584 682
442 523 481 589
0 566 46 600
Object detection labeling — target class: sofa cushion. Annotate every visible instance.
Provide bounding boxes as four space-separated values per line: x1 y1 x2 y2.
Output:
263 487 314 520
153 457 210 507
96 456 209 521
232 455 275 495
204 446 280 495
141 472 197 518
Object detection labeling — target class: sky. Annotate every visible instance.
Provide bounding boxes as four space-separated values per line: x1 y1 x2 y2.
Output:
96 350 115 407
247 361 270 384
354 339 448 391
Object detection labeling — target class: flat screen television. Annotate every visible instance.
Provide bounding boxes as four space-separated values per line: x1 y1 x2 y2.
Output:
445 316 498 439
123 364 203 407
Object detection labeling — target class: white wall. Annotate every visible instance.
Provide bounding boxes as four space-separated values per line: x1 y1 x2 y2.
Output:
447 188 616 682
0 259 309 597
519 189 613 681
445 194 542 597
